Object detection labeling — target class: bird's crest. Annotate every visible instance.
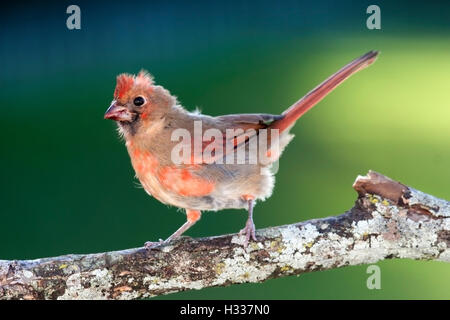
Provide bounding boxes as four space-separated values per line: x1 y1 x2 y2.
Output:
114 70 153 99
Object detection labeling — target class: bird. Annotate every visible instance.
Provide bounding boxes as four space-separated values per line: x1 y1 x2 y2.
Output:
104 50 379 248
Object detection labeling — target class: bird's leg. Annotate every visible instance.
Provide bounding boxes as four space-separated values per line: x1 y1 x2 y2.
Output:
144 209 201 248
165 209 201 242
239 195 256 248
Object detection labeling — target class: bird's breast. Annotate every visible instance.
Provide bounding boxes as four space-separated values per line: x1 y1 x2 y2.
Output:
157 166 215 197
126 142 215 207
127 145 160 196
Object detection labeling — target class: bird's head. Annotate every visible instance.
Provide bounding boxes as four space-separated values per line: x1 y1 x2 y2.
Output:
104 70 175 136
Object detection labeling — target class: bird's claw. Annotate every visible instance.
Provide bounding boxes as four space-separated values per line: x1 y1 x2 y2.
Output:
144 238 165 249
239 219 257 248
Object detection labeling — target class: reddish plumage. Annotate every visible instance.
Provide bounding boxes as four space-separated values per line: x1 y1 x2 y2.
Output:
105 51 379 248
270 51 378 133
114 74 134 100
158 167 215 197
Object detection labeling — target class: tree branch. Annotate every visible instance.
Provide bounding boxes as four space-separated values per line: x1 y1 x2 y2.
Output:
1 171 449 300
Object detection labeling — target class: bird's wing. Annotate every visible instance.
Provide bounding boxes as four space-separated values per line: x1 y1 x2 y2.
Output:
195 113 284 163
217 113 284 147
215 113 284 127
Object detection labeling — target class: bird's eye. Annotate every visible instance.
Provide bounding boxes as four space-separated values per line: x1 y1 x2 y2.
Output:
133 96 145 107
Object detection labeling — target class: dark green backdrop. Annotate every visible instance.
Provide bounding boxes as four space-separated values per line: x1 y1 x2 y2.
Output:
1 0 449 299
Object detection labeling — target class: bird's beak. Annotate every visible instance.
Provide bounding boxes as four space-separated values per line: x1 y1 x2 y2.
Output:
104 101 134 122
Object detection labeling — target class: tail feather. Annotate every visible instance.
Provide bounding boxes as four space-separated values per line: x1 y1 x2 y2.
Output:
270 51 379 133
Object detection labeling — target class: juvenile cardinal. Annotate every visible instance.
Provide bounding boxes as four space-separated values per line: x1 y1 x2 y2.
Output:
105 51 378 248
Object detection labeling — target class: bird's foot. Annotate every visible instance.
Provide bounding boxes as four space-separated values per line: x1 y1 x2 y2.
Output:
239 219 257 248
144 238 165 249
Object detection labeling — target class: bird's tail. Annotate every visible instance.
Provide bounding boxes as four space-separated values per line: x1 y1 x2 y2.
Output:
270 51 379 133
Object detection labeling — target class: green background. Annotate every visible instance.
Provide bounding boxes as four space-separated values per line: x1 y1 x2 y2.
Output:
1 1 449 299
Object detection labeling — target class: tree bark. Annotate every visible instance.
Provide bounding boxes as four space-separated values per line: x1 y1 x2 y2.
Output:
0 171 449 300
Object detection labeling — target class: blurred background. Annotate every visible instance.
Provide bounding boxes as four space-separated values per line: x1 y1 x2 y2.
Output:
1 0 449 299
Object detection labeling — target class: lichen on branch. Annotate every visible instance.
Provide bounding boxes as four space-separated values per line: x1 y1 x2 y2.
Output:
0 171 449 300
